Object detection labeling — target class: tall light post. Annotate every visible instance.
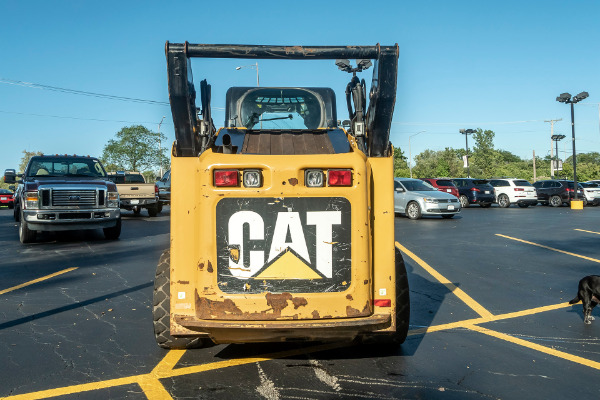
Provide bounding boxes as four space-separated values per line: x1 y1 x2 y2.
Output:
544 118 562 178
551 134 565 178
408 131 425 178
556 91 589 201
235 62 260 86
158 116 166 178
459 129 476 178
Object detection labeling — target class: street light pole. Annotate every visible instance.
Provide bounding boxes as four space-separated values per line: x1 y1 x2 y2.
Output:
408 131 425 178
556 91 589 202
158 116 165 178
235 62 259 86
459 129 476 178
551 134 565 179
544 118 562 178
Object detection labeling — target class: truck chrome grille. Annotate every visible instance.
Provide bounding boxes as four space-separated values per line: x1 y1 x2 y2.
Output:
51 190 97 207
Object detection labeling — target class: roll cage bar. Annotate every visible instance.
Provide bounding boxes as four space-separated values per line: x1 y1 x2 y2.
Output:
165 42 398 157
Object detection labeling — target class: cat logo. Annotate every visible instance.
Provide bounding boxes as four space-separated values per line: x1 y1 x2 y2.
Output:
216 197 351 294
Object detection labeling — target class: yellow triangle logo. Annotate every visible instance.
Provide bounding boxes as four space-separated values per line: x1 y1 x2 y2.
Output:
254 250 323 280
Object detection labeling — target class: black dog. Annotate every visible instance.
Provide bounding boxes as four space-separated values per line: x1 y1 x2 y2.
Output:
569 275 600 324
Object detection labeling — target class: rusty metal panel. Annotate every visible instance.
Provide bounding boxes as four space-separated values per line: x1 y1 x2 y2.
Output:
241 132 337 155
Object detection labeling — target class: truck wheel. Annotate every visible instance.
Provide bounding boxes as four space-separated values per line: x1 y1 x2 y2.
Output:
157 203 163 213
153 250 209 349
19 210 36 243
147 205 159 217
103 217 121 240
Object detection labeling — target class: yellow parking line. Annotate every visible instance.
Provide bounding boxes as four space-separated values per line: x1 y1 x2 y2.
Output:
469 325 600 370
575 228 600 235
395 242 494 320
0 267 78 296
496 234 600 263
408 301 572 336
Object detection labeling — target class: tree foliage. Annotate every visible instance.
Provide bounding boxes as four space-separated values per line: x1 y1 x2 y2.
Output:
19 150 44 173
101 125 167 172
403 128 600 182
393 146 410 177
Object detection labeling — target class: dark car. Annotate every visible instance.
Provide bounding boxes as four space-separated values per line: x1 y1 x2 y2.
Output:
0 188 14 209
452 178 495 208
532 180 582 207
155 169 171 207
420 178 459 198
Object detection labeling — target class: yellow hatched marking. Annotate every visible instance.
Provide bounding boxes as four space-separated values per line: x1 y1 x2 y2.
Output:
395 241 494 319
468 325 600 370
496 234 600 263
575 228 600 235
0 268 78 296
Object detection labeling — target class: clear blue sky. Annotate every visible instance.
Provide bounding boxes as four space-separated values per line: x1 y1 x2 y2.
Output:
2 1 599 174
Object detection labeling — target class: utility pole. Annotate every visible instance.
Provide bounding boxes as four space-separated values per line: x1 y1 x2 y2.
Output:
532 150 536 182
544 118 562 178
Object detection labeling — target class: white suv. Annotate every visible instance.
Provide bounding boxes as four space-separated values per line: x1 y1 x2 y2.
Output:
489 178 538 208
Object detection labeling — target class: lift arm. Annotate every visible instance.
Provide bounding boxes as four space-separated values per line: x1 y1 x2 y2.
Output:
165 42 398 157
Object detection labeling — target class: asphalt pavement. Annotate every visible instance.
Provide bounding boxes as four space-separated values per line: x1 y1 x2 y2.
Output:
0 203 599 399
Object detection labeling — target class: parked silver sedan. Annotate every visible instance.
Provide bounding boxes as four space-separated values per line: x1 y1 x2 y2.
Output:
394 178 461 220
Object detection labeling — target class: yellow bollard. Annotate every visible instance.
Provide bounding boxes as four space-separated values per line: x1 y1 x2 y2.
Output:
570 200 584 210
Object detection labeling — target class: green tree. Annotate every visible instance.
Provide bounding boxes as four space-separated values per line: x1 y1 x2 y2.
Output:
471 128 498 178
101 125 167 172
19 150 44 173
412 148 464 178
393 146 410 177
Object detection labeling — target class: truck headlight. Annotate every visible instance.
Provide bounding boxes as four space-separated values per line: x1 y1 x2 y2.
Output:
25 191 39 209
107 191 119 208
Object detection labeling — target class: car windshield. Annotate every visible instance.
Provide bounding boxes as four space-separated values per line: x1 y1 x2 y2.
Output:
472 180 489 185
514 180 533 187
0 189 12 194
581 182 599 188
238 88 324 129
435 180 455 186
27 157 107 178
401 180 436 191
108 174 145 184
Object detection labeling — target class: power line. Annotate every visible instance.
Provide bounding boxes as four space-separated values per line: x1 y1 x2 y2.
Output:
0 78 170 106
0 109 164 125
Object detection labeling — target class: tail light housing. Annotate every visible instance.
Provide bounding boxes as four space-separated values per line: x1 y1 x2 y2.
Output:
514 188 524 191
328 169 352 186
214 170 239 187
471 187 481 192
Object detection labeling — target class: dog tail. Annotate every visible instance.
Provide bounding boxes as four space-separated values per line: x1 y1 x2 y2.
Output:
569 294 580 304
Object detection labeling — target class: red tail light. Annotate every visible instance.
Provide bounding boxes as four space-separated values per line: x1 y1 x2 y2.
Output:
328 169 352 186
155 184 159 195
471 187 480 192
373 299 391 307
214 170 239 187
566 188 573 192
514 188 524 191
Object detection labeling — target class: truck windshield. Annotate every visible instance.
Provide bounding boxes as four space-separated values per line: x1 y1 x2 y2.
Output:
238 88 324 129
27 158 107 178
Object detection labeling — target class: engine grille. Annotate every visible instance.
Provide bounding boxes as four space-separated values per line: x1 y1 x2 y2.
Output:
51 190 97 207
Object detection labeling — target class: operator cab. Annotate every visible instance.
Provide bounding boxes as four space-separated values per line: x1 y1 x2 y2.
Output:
225 87 337 130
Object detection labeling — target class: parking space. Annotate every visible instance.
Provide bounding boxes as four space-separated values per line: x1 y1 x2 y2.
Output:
0 205 599 399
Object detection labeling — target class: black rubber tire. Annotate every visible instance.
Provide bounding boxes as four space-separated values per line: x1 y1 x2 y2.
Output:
459 195 469 208
147 204 158 217
550 195 562 207
406 201 422 220
157 202 163 213
153 250 208 349
18 210 36 244
103 217 121 240
498 194 510 208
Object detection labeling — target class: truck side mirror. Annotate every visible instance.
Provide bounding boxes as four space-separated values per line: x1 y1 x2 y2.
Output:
3 169 16 184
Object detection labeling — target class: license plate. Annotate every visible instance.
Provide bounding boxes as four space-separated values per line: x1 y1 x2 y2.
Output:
485 191 490 194
0 197 6 200
448 205 455 210
130 199 139 204
447 189 451 192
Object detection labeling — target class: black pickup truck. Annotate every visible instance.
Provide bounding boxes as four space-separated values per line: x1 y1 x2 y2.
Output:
4 155 121 243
